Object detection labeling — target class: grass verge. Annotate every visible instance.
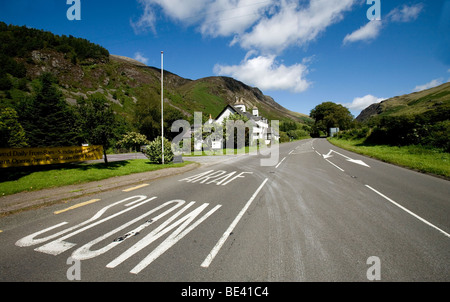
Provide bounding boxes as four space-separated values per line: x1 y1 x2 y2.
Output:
328 138 450 179
0 159 192 196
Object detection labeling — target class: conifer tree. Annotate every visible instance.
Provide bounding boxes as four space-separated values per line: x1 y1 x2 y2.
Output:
17 73 80 147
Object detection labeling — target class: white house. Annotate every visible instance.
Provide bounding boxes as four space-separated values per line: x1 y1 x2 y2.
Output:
213 97 277 145
184 97 279 151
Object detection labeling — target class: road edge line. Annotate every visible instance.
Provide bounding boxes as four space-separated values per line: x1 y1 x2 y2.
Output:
365 185 450 238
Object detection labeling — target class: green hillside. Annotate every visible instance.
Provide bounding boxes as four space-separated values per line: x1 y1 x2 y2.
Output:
0 22 311 149
335 82 450 153
356 82 450 121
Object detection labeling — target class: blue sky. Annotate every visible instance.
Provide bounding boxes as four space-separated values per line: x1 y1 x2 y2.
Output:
1 0 449 117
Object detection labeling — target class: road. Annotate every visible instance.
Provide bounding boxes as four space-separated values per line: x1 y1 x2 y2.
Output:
0 138 448 283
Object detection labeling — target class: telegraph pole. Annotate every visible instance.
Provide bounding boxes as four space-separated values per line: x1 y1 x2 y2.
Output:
161 51 164 165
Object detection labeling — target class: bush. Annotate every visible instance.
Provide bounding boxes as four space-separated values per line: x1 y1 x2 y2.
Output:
287 129 310 140
116 131 150 152
335 127 370 140
0 73 12 90
422 120 450 152
144 136 174 164
279 131 290 143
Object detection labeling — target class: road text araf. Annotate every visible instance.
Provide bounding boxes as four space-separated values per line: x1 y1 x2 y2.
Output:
179 170 253 186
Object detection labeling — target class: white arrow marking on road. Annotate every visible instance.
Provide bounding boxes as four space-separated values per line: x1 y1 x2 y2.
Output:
323 150 333 159
347 159 370 168
322 150 370 168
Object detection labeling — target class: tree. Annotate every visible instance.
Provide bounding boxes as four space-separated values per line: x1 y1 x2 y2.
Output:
116 131 150 152
310 102 354 136
17 73 80 147
76 95 117 165
133 92 161 141
195 121 223 151
0 107 28 148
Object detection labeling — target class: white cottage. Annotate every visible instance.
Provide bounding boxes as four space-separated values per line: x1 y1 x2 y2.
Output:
214 97 274 144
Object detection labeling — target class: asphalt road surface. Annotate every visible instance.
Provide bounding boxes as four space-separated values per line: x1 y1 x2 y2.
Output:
0 138 448 283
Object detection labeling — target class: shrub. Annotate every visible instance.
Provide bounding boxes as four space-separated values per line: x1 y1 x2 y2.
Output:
335 127 370 140
287 129 310 140
116 131 150 152
144 136 174 164
279 131 290 143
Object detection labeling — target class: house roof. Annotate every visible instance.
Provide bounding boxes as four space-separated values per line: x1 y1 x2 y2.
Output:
215 104 263 122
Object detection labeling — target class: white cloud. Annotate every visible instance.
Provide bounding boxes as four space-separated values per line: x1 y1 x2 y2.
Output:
237 0 357 52
343 3 423 44
132 0 274 36
151 0 207 21
133 0 357 51
131 0 361 94
343 95 386 112
343 20 383 44
214 54 311 93
131 0 157 34
413 78 444 92
388 3 423 23
134 52 149 65
200 0 274 38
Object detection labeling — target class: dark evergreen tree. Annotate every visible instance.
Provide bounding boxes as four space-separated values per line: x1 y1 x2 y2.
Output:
0 107 28 148
17 73 80 147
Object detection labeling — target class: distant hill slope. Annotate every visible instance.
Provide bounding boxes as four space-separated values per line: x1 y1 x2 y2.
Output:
0 22 312 142
0 22 311 134
109 55 311 123
356 82 450 122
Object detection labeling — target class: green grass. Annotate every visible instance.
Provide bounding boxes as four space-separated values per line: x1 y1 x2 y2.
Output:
0 159 193 196
328 138 450 179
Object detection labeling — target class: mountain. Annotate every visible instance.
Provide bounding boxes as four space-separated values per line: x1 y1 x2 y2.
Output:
0 22 311 135
356 82 450 122
99 55 311 123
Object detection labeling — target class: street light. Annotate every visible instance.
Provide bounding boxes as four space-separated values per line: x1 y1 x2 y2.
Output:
161 51 164 165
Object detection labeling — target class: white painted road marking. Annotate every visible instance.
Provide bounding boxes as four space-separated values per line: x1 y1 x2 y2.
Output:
129 203 221 274
275 157 286 169
71 199 187 261
35 197 157 255
179 170 253 186
323 149 370 168
325 159 345 172
16 196 153 251
17 195 222 275
106 201 222 274
201 178 269 268
366 185 450 238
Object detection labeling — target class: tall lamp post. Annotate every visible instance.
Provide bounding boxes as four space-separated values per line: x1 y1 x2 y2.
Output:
161 51 164 165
